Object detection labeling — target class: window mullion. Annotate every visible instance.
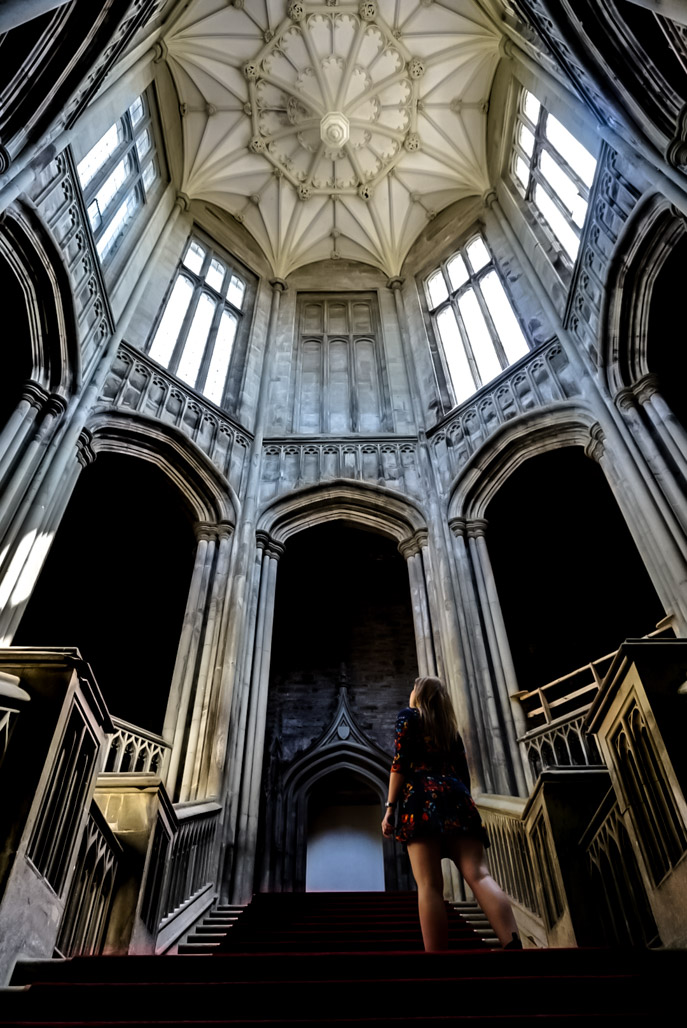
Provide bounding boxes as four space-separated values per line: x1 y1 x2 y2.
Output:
542 140 590 200
93 164 139 243
452 296 482 391
169 282 202 375
532 170 582 234
83 135 131 203
195 298 224 395
473 271 509 369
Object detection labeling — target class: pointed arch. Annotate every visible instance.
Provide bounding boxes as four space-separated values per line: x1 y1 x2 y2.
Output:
602 193 687 394
86 410 239 525
0 200 80 397
258 478 428 546
447 404 598 520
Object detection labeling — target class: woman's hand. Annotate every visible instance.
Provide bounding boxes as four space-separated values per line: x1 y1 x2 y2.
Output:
381 808 395 837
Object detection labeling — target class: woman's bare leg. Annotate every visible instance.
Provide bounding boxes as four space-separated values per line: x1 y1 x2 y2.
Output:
449 835 520 947
407 838 448 951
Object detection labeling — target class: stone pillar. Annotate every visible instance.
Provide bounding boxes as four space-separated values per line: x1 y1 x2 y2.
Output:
399 532 436 678
448 518 528 797
0 383 48 487
0 393 67 546
634 374 687 479
386 277 475 737
615 387 687 543
232 533 282 902
164 523 216 799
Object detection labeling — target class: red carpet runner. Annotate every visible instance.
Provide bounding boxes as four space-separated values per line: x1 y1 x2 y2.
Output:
1 890 680 1025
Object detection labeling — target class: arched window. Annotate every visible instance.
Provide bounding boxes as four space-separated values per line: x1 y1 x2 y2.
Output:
77 89 163 265
511 88 597 265
425 233 530 406
147 236 247 408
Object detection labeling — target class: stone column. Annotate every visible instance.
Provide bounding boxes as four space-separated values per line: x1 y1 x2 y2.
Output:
399 532 436 677
615 387 687 543
0 393 67 545
634 373 687 478
467 520 529 795
448 518 528 797
386 277 474 733
0 383 48 487
214 279 286 899
232 533 282 902
164 524 216 799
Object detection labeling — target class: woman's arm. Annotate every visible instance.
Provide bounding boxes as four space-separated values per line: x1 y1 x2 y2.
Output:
382 708 412 837
381 770 404 837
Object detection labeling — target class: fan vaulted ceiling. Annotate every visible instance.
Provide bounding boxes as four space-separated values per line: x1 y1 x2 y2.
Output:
164 0 502 277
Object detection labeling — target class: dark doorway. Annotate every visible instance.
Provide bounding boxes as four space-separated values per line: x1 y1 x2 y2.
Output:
14 452 196 732
485 446 664 691
647 231 687 433
258 520 418 893
266 521 418 761
0 250 33 434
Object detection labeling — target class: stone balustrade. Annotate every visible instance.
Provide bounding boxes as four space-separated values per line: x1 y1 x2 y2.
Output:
476 794 543 928
429 338 579 490
98 343 251 495
103 717 170 777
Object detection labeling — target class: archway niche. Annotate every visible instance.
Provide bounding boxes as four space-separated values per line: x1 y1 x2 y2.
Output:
258 520 417 892
14 452 196 732
646 231 687 432
485 446 664 691
306 769 385 892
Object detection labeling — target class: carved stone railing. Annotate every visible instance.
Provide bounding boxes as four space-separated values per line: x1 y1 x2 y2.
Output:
140 801 221 947
158 802 221 928
98 342 251 496
477 795 543 923
515 622 673 777
428 339 579 490
103 717 170 776
520 711 603 778
581 788 661 947
56 801 122 957
260 436 421 501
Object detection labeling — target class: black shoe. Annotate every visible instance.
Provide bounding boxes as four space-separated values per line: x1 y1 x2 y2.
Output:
504 933 523 950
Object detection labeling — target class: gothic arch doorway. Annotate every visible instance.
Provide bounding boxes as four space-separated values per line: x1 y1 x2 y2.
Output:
257 687 412 894
306 769 385 892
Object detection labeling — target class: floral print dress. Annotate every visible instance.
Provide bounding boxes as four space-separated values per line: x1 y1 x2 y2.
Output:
391 707 489 849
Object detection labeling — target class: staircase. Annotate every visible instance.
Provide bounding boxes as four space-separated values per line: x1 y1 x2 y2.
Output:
2 891 680 1025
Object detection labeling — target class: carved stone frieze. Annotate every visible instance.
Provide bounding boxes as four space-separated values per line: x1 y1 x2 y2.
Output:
97 342 253 496
428 339 577 492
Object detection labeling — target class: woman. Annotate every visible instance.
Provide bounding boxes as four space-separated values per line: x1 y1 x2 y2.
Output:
382 676 522 951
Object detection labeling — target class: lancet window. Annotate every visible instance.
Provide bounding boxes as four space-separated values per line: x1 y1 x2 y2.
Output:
147 235 248 408
511 88 597 264
77 89 162 265
425 233 530 406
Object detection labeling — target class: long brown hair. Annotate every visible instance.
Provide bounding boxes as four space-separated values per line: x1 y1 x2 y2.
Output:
412 676 459 752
